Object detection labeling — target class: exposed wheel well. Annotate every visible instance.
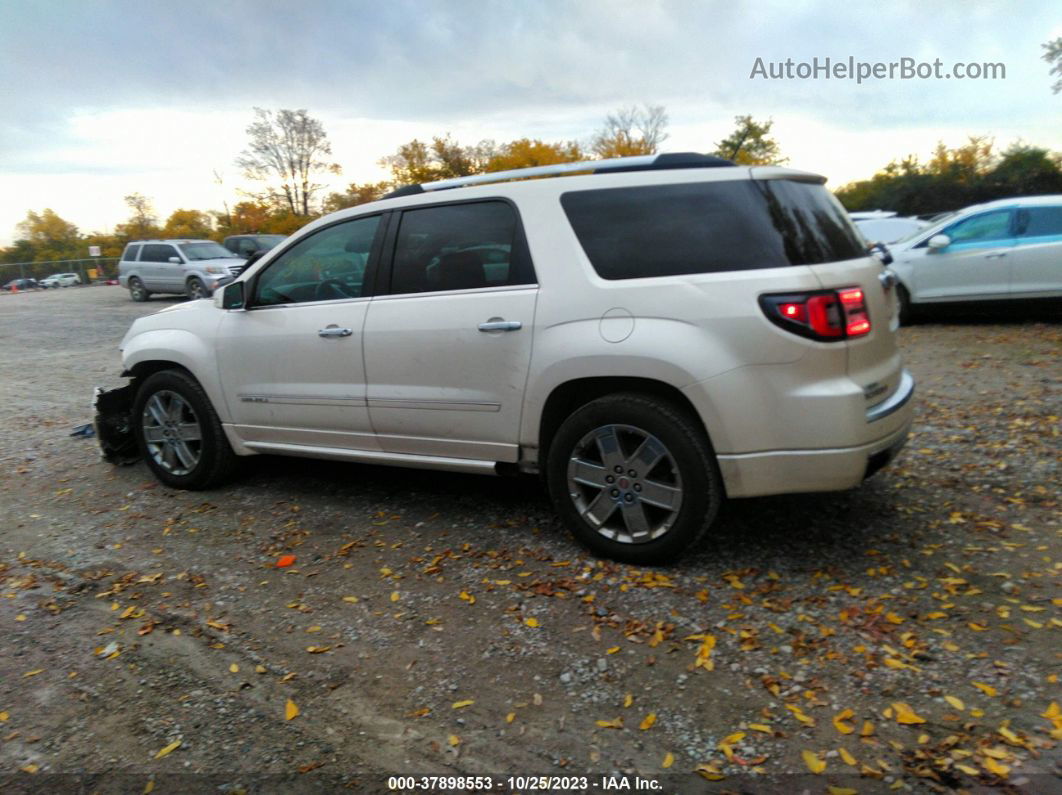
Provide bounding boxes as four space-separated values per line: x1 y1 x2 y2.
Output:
124 360 195 386
537 377 707 469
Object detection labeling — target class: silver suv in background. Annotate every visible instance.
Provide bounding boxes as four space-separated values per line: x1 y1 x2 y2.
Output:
118 240 243 301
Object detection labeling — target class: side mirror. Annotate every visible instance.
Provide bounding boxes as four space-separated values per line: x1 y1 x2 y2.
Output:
168 256 182 264
927 234 951 251
868 241 893 266
219 281 245 310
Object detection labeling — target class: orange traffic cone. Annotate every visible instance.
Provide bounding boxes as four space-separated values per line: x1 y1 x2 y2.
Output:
10 282 17 294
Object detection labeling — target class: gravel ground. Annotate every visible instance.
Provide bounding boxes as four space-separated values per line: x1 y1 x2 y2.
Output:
0 286 1059 793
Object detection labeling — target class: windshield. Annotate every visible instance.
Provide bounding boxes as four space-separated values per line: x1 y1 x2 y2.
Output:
179 242 239 260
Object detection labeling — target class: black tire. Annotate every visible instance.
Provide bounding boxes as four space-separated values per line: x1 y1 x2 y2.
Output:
546 393 723 564
897 284 913 326
186 277 208 300
133 369 237 490
129 277 150 302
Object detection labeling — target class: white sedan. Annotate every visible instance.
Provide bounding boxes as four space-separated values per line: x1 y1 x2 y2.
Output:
40 272 82 288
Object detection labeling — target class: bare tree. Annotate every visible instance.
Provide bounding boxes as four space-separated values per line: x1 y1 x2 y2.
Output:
236 108 340 216
1044 37 1062 93
591 105 669 158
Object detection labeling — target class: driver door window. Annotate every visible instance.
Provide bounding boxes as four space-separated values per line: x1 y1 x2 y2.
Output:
254 215 381 306
944 211 1012 247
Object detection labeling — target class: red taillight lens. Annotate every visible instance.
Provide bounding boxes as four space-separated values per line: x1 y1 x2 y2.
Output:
760 287 872 342
837 287 871 337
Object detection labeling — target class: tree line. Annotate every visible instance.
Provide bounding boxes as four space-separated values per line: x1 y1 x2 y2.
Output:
3 103 1061 267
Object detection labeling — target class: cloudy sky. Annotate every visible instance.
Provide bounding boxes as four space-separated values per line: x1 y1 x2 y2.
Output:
1 0 1059 247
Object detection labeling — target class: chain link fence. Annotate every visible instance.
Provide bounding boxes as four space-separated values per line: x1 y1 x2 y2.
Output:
1 257 120 287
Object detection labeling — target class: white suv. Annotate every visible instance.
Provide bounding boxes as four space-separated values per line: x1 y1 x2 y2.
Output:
40 272 82 288
96 153 914 562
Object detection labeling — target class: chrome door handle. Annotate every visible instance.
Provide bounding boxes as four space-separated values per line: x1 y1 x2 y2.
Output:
478 320 522 332
318 326 353 338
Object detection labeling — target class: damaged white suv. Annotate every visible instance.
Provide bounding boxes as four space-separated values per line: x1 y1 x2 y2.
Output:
96 153 914 562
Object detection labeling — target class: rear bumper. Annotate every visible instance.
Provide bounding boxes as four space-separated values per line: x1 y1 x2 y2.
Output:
716 396 913 498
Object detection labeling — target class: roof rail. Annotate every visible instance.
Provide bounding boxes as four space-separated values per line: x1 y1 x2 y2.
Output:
381 152 735 198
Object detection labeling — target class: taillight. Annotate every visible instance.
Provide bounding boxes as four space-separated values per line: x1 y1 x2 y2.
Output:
760 288 872 342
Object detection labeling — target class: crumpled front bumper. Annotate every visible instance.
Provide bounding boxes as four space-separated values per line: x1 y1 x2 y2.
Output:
93 384 141 465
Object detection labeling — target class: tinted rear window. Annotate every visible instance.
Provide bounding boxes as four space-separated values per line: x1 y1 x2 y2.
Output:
561 180 866 280
122 244 141 262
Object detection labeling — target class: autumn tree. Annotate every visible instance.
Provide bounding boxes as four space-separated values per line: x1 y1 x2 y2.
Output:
162 209 212 239
115 193 159 240
712 115 787 165
590 105 668 158
382 135 495 185
1043 37 1062 93
322 181 393 213
485 138 585 172
15 209 81 261
236 108 340 216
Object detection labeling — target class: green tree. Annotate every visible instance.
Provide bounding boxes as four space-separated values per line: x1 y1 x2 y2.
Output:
15 209 81 261
236 108 340 216
590 105 668 158
162 209 213 239
712 115 787 165
1043 37 1062 93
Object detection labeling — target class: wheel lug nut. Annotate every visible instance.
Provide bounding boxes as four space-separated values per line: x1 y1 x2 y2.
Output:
605 475 615 484
633 483 642 492
624 494 634 502
610 488 620 497
613 465 623 473
628 469 637 477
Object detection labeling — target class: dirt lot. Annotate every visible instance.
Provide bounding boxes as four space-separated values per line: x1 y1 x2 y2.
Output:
0 286 1059 793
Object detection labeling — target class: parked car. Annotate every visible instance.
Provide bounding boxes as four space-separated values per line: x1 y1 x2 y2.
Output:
40 272 81 288
885 195 1062 323
96 152 914 563
223 234 287 258
854 216 928 245
2 278 39 291
118 239 244 301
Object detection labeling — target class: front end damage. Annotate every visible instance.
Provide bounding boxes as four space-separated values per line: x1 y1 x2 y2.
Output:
94 383 141 465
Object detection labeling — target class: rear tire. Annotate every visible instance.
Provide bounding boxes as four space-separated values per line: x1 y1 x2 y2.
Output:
133 369 237 490
546 393 723 564
129 277 150 302
897 284 913 326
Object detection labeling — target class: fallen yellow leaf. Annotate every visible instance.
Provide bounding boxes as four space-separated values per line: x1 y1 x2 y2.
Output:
23 669 43 678
639 713 656 730
342 596 359 603
839 747 858 766
662 752 674 768
391 592 400 602
524 617 539 628
448 734 461 747
891 702 926 725
623 693 633 708
154 739 181 759
802 749 826 774
828 788 857 795
981 757 1010 778
944 695 965 711
452 700 474 709
0 711 8 722
596 717 623 729
285 699 299 720
833 709 855 735
505 712 515 724
229 663 239 673
972 681 998 697
748 723 772 733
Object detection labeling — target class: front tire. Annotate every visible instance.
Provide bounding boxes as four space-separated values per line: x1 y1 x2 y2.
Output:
129 277 150 302
133 369 237 490
546 393 723 564
186 277 208 300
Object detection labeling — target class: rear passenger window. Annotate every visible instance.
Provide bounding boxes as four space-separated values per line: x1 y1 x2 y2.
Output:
123 245 141 262
141 244 178 263
390 201 529 294
561 180 867 280
1017 206 1062 238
